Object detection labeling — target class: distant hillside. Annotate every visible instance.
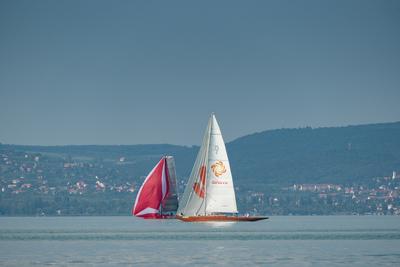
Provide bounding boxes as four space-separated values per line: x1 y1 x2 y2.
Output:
228 121 400 187
2 121 400 187
2 144 197 182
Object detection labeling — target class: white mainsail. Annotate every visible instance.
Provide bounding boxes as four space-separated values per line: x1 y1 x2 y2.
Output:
162 156 179 212
177 114 238 216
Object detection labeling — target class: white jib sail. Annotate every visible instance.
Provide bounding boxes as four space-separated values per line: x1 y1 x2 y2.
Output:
205 114 238 213
177 114 237 216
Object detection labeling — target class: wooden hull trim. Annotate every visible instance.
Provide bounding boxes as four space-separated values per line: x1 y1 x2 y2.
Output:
176 215 268 222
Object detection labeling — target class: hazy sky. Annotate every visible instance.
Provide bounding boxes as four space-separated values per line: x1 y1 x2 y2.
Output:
1 0 399 145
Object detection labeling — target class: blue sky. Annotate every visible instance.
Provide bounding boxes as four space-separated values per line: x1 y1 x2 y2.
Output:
0 0 399 145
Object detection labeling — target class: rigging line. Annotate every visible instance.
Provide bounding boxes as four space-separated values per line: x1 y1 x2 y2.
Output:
204 117 211 216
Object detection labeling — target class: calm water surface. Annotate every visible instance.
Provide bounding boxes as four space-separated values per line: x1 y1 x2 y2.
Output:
0 216 399 266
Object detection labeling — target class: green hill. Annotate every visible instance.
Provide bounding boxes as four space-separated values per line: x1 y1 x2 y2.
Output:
2 121 400 187
228 121 400 187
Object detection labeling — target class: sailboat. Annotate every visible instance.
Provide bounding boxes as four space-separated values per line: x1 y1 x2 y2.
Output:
132 156 179 219
176 114 268 222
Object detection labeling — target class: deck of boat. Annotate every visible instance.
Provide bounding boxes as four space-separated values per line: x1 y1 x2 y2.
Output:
176 215 268 222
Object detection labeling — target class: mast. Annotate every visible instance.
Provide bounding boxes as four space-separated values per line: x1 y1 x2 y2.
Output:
204 115 211 215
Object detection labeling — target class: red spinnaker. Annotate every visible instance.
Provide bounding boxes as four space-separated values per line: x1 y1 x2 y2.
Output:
132 158 169 218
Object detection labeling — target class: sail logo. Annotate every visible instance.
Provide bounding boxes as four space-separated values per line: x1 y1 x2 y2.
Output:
211 160 226 177
193 165 206 198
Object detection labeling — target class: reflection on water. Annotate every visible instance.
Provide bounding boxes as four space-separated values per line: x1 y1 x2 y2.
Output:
204 221 236 228
0 216 399 266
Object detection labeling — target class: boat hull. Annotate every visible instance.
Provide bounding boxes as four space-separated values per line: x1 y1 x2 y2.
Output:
176 215 268 222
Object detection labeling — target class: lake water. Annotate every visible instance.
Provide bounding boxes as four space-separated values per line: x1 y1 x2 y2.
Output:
0 216 399 266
